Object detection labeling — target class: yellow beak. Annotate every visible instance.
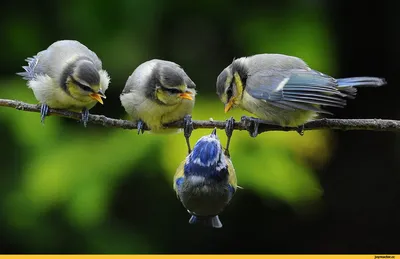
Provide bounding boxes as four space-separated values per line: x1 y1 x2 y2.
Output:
224 99 234 113
179 92 193 101
89 93 105 104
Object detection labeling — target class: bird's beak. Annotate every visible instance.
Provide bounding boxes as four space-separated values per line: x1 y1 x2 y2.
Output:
179 91 193 101
224 99 235 113
211 128 217 137
89 91 106 105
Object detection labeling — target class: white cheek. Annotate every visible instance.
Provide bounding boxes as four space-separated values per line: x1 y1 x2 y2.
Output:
216 155 227 171
99 70 110 93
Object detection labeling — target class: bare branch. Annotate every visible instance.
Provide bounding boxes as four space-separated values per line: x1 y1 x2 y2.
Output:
1 99 399 135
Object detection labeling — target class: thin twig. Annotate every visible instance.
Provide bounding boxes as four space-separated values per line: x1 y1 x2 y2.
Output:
0 99 399 135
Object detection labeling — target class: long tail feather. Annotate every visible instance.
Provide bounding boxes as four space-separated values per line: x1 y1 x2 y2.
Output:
336 77 386 98
337 77 386 87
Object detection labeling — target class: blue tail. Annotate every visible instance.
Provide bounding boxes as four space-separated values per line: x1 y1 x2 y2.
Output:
337 77 386 88
189 215 222 228
336 77 386 98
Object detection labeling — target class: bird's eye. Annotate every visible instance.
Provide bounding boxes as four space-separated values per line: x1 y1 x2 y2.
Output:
226 86 233 100
166 88 182 94
70 76 93 92
80 85 93 92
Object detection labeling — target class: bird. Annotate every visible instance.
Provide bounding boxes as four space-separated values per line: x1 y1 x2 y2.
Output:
120 59 197 152
216 53 386 137
17 40 110 127
173 128 238 228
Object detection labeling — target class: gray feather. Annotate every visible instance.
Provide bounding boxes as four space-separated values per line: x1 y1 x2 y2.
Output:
268 100 333 114
246 68 352 111
17 40 103 84
336 77 386 87
16 56 39 80
122 59 195 95
158 64 185 88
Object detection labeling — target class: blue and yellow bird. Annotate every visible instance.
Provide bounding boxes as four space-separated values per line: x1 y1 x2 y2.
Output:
216 53 386 137
173 128 238 228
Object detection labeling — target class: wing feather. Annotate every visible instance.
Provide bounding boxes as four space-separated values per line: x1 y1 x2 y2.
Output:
246 68 347 111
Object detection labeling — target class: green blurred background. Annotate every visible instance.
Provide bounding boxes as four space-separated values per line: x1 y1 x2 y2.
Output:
0 0 398 254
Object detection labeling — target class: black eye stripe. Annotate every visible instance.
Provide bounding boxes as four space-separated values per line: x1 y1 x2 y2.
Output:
160 85 183 94
226 85 233 100
70 76 93 92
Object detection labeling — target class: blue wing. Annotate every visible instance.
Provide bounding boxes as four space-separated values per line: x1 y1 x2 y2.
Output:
226 156 238 199
246 69 352 113
173 159 186 194
175 177 184 191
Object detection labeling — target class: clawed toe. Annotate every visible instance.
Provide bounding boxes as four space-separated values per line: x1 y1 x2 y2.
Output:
40 104 49 124
296 124 305 136
183 115 194 154
137 120 145 135
224 117 235 157
241 116 260 138
81 108 90 127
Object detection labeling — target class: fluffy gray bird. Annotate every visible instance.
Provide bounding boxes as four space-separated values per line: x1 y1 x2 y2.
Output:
120 59 196 152
17 40 110 126
216 53 386 138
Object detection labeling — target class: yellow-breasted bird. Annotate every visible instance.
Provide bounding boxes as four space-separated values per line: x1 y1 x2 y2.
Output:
216 53 386 137
120 59 196 152
173 128 238 228
17 40 110 126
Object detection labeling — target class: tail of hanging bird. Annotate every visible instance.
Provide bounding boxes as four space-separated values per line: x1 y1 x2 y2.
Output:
189 215 223 228
336 77 387 99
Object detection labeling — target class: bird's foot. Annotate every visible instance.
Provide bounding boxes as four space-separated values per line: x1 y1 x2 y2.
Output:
183 115 194 154
224 117 235 157
137 119 146 135
81 108 90 127
296 124 305 136
40 103 49 124
241 116 263 138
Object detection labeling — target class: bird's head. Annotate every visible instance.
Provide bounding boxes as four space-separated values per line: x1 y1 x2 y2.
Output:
64 58 107 104
151 63 196 106
184 128 228 181
216 58 248 113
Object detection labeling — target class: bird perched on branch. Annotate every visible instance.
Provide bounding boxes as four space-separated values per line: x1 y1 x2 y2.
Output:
216 53 386 137
120 59 196 152
17 40 110 126
173 128 238 228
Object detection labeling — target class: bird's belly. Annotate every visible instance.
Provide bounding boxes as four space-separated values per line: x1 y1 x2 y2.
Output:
241 91 316 126
121 92 194 133
179 184 231 216
28 75 97 112
46 92 96 112
160 99 194 125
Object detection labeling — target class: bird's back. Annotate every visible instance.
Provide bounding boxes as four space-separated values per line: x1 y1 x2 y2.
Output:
33 40 103 81
241 53 309 75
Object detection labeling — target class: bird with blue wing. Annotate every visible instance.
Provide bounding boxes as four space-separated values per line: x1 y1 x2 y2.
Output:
173 128 238 228
17 40 110 126
216 53 387 137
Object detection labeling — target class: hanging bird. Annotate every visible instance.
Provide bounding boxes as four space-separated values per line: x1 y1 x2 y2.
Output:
17 40 110 126
173 128 238 228
120 59 196 152
216 53 386 137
